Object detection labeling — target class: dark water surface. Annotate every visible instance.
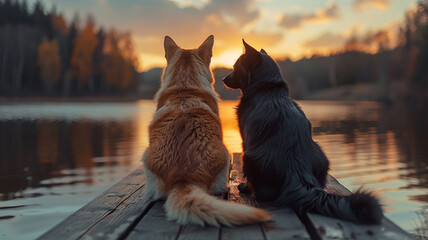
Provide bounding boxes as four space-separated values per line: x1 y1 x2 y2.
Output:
0 100 427 239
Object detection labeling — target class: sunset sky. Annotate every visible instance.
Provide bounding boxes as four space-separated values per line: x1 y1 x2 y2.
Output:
33 0 418 71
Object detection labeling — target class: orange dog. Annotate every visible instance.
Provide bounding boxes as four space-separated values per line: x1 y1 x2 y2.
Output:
142 35 271 227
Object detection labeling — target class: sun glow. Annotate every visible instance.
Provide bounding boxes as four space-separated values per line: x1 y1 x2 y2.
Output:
212 49 243 69
137 49 244 72
138 53 166 72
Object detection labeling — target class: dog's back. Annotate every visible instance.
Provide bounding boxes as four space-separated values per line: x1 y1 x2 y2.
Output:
148 44 225 193
143 36 271 227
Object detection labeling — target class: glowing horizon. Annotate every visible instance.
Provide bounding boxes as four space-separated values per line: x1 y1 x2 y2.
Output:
31 0 419 72
137 48 244 71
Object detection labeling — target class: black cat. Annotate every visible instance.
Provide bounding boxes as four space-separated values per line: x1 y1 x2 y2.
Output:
222 40 383 224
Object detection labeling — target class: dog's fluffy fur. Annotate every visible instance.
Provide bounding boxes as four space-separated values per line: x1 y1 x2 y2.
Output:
222 40 383 224
143 36 271 227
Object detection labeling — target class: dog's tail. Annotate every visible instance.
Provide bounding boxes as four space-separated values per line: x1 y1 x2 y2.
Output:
165 184 271 227
281 175 382 224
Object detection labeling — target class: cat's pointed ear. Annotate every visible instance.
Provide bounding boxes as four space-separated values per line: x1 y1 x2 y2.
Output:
243 39 259 56
242 39 261 71
198 35 214 66
164 36 180 63
260 48 267 54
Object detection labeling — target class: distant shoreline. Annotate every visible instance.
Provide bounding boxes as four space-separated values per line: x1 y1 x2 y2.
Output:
0 81 417 103
0 95 384 103
0 96 152 103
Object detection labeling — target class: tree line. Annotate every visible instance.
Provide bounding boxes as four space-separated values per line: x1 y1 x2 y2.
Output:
0 0 139 97
276 0 428 105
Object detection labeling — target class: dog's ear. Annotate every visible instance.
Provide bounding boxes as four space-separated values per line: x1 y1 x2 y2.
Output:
260 48 267 54
198 35 214 66
243 39 258 56
164 36 180 63
242 39 261 71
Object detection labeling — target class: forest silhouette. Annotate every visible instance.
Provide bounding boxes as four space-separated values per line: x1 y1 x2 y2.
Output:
0 0 427 105
0 0 138 97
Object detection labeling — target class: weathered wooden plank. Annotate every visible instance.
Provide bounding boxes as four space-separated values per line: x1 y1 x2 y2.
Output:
306 175 417 240
126 201 181 240
177 225 220 240
80 179 150 239
263 208 311 240
38 167 146 240
308 214 416 240
221 223 266 240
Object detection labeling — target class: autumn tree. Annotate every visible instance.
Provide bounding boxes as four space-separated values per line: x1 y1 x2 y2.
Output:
37 38 61 93
51 13 67 36
0 1 140 96
70 16 98 91
103 30 137 90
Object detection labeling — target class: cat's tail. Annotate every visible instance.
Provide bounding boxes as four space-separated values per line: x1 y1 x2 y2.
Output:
280 175 383 224
165 184 271 227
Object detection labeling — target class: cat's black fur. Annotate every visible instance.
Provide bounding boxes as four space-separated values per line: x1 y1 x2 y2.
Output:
222 40 383 224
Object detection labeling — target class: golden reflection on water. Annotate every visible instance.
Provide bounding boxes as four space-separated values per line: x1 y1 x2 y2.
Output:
134 100 157 164
218 100 243 154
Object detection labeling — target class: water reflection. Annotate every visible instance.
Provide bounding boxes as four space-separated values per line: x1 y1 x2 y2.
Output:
0 100 427 237
0 119 137 201
298 101 428 232
0 102 154 203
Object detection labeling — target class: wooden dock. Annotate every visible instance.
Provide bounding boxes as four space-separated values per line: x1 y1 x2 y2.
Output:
38 153 416 240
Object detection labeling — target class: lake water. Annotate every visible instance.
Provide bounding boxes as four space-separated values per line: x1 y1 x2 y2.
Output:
0 100 427 239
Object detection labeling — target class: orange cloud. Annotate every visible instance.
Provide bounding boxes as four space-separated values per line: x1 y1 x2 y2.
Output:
303 32 345 49
353 0 390 11
100 0 282 69
279 2 340 29
44 0 284 70
344 29 392 53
